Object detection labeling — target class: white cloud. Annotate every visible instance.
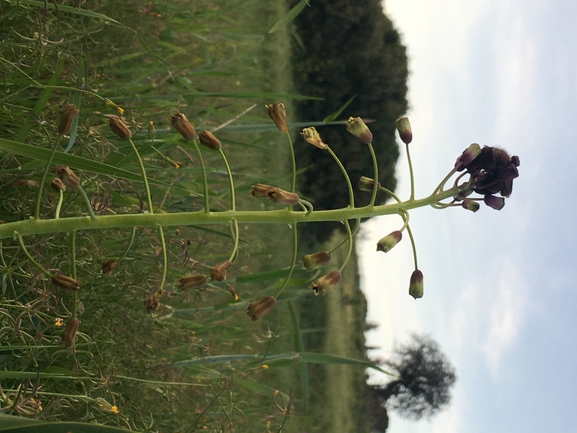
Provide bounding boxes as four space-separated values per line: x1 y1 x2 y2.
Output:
482 261 527 380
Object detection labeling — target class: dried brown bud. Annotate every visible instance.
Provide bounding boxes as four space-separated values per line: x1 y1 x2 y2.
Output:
300 127 327 149
198 130 222 150
246 296 276 321
266 102 287 133
309 270 342 296
59 104 79 136
170 111 196 141
56 166 80 189
101 259 118 275
144 293 160 313
210 260 231 282
50 178 66 192
250 183 299 206
9 179 38 188
178 274 207 291
227 284 239 301
346 117 373 144
302 251 331 271
376 231 403 253
409 270 424 299
62 317 79 347
109 116 132 140
51 274 79 292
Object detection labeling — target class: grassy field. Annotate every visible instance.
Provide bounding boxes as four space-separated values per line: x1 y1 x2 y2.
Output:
0 1 378 432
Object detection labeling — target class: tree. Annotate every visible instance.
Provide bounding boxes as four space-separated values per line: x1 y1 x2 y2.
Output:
372 333 457 420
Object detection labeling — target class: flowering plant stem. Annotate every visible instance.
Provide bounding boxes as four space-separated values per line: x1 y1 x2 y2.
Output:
2 187 460 240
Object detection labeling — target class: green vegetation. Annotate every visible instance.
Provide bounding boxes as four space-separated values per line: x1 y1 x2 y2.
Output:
0 0 493 432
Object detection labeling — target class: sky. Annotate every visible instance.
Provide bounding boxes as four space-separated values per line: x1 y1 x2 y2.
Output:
358 0 577 432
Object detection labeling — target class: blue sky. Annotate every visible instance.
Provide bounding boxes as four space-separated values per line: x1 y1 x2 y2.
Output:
358 0 577 432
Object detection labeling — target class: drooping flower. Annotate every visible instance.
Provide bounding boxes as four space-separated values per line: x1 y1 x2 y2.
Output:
250 183 299 206
300 127 328 149
266 102 287 133
51 274 79 291
409 270 423 299
62 317 79 347
376 231 402 253
309 270 341 295
302 251 331 271
246 296 276 321
56 166 80 189
109 116 132 140
198 130 222 150
346 117 373 144
59 104 79 136
170 111 196 141
178 274 207 291
358 176 381 192
395 116 412 145
210 260 231 282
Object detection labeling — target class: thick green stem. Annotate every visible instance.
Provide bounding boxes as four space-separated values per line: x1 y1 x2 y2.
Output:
0 187 459 240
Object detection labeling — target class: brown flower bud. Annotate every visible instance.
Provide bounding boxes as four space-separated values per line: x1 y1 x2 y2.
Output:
210 260 231 282
101 259 118 275
250 183 299 206
109 116 132 140
358 176 381 192
302 251 331 271
56 166 79 189
227 284 239 301
9 179 38 187
376 231 403 253
346 117 373 144
51 274 79 292
62 317 79 347
144 293 160 313
395 116 413 145
178 274 207 291
170 111 196 141
198 130 222 150
50 178 66 192
409 270 424 299
309 270 341 295
246 296 276 321
300 127 327 149
59 104 79 136
266 102 287 133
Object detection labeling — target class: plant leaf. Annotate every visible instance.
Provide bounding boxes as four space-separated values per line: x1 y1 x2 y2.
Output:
0 414 133 432
268 0 309 34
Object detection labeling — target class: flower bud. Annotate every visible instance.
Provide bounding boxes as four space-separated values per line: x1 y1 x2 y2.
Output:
246 296 276 321
346 117 373 144
250 183 299 206
454 143 482 171
50 178 66 192
483 194 505 210
101 259 118 275
358 176 380 192
170 111 196 141
62 317 79 347
409 270 423 299
302 251 331 271
227 284 239 301
395 116 412 145
59 104 79 136
56 166 80 189
144 293 160 313
461 199 480 212
309 270 341 296
198 130 222 150
300 127 327 150
147 120 156 140
109 116 132 140
178 274 207 291
376 231 402 253
266 102 287 133
52 274 79 292
210 260 231 282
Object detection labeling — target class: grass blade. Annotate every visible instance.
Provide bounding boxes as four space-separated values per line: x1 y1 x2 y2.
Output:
268 0 309 34
0 414 133 433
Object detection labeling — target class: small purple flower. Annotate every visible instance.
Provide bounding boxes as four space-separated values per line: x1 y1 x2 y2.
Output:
483 194 505 210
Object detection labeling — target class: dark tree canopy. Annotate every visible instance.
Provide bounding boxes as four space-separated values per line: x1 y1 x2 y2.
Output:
374 333 457 420
289 0 409 243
